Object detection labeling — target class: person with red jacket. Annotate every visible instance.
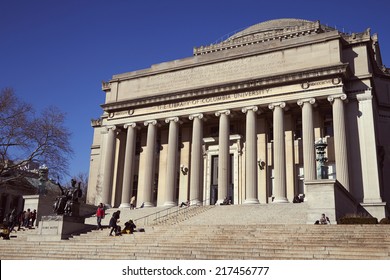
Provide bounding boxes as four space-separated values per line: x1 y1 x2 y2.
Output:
96 203 105 230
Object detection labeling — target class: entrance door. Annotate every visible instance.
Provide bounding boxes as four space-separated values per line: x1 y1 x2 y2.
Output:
210 154 234 205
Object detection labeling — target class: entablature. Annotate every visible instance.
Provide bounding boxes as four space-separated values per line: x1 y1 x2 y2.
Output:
101 63 349 113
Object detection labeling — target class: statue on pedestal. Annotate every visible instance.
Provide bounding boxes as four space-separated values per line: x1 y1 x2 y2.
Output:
53 179 83 216
315 138 329 179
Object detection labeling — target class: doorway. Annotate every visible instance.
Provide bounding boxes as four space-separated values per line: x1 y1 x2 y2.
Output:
209 154 234 205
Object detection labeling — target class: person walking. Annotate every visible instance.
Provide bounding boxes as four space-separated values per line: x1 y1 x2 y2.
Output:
30 210 37 228
109 210 120 236
96 203 105 230
8 208 17 233
24 209 31 228
130 196 136 210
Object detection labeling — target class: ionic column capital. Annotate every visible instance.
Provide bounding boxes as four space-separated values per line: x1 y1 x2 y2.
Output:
297 98 316 107
268 102 286 110
327 94 348 103
242 106 259 114
165 117 179 124
123 123 137 129
189 113 204 120
144 120 157 126
104 125 117 133
356 90 373 102
215 110 231 117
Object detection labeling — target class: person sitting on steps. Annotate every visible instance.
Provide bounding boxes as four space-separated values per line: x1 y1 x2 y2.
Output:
122 219 137 234
220 197 231 205
315 213 331 225
179 200 190 207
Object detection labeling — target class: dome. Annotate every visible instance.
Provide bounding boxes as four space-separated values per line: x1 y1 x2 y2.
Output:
193 18 327 56
228 18 318 40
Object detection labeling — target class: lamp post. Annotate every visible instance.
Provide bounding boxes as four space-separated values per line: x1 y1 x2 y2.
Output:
38 164 49 195
315 139 328 179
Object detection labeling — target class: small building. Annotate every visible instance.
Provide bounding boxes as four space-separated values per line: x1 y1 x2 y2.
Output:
0 163 60 223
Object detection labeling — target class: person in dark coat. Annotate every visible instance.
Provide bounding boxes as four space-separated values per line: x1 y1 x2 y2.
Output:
109 210 121 236
123 219 137 234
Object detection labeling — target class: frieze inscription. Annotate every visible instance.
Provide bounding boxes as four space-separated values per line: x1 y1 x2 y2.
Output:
156 88 272 110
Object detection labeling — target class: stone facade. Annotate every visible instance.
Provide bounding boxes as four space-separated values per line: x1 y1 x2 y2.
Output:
87 19 390 218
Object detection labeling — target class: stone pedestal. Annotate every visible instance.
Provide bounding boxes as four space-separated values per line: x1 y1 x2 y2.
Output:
305 179 372 224
23 194 56 227
27 215 91 241
360 202 388 220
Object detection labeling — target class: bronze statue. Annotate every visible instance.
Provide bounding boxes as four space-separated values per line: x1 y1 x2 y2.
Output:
53 179 83 216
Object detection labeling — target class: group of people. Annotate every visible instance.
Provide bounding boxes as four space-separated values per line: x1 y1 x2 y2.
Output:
108 210 138 236
5 208 37 231
0 208 37 240
95 203 141 237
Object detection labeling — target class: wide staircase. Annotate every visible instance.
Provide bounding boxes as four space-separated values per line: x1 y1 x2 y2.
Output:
1 204 389 260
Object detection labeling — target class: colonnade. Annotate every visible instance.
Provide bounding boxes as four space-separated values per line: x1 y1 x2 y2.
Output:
99 94 350 207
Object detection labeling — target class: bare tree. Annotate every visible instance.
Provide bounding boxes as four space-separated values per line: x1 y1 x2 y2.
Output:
0 88 73 183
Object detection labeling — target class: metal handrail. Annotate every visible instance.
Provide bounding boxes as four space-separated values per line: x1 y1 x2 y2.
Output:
152 198 211 225
133 204 176 225
134 198 209 226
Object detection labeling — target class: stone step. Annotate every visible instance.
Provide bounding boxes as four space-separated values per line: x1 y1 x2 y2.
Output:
1 249 386 260
2 204 390 260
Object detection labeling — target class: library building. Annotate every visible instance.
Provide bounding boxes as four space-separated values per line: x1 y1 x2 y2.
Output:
87 18 390 221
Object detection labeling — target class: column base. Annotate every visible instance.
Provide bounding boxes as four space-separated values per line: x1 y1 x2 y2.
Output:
142 202 154 208
361 202 388 220
163 201 177 207
272 197 289 203
190 199 201 206
244 198 260 204
119 203 131 208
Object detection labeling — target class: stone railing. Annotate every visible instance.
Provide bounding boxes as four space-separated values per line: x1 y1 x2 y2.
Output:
193 21 321 56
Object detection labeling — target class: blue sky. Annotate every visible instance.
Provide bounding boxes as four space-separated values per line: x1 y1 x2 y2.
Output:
1 0 390 181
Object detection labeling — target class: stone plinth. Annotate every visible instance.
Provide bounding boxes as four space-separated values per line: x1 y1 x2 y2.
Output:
27 215 91 241
23 194 56 227
360 202 388 221
305 179 371 224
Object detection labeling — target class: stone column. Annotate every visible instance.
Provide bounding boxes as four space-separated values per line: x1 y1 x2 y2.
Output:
189 113 204 205
164 117 179 206
215 110 230 204
101 125 116 206
142 120 157 207
298 98 317 191
328 94 349 190
269 102 288 203
242 106 260 204
119 123 137 208
356 93 382 203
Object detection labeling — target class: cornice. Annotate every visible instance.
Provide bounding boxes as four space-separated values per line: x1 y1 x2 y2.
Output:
101 63 349 112
341 28 371 45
